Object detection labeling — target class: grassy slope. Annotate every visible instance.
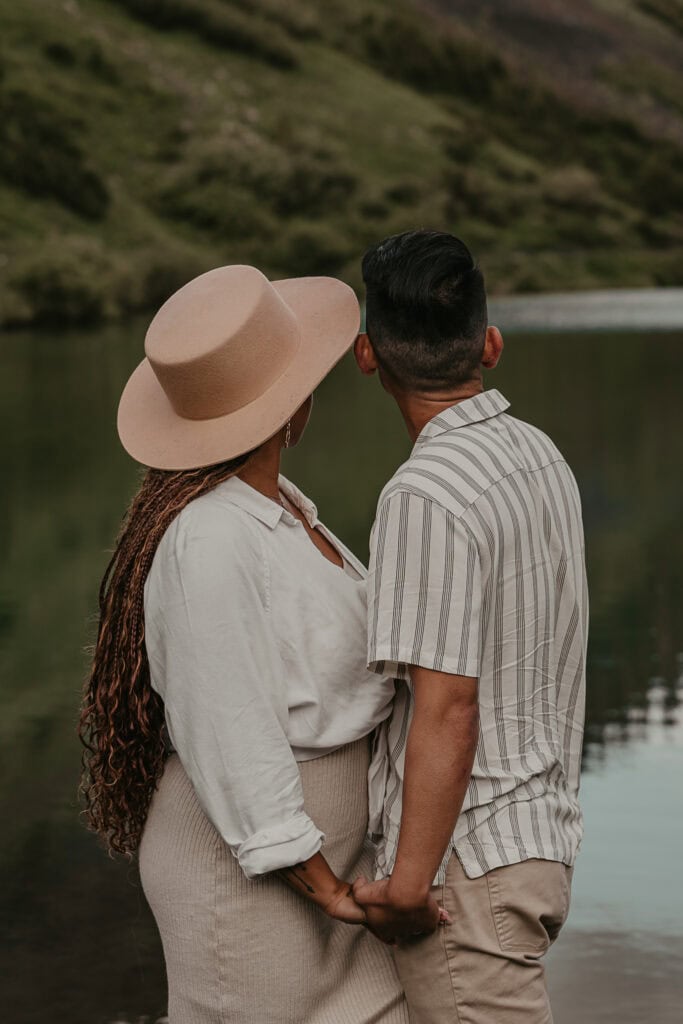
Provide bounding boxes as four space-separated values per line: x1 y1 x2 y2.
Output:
0 0 682 327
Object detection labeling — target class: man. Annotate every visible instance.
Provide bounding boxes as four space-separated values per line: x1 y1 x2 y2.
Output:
353 230 588 1023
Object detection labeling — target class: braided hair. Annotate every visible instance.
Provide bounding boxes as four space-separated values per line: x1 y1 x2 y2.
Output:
79 454 250 855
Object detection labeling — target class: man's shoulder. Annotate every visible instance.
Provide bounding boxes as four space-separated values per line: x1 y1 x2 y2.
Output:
376 459 417 509
501 412 567 466
376 412 573 521
379 417 516 513
376 446 480 520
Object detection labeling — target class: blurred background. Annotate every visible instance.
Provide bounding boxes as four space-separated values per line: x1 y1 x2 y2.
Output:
1 1 682 1022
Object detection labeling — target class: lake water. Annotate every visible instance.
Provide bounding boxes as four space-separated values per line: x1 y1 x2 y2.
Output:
1 294 682 1023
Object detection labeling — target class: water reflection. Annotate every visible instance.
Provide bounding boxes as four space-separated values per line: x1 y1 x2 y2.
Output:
547 679 683 1024
1 320 681 1023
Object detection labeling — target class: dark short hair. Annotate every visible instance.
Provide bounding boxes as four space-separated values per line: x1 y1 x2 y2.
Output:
362 230 488 390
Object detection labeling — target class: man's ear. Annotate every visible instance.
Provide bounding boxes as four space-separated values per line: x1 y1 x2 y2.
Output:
354 332 379 376
482 326 503 370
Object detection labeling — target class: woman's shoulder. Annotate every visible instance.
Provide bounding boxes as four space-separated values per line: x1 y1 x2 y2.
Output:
145 478 271 610
159 478 267 565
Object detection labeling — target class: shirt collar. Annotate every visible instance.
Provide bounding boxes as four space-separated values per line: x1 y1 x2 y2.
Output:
414 389 510 445
214 474 318 530
215 475 282 528
278 475 319 527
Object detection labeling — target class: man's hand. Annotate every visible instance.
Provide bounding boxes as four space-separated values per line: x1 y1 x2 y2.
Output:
352 876 442 945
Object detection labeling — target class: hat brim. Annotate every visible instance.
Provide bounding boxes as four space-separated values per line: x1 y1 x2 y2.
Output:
117 276 360 470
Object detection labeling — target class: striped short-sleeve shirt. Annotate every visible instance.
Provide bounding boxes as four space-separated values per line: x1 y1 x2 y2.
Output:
367 389 588 882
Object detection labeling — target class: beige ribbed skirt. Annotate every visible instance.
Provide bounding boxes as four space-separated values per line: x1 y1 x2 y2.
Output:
139 736 408 1024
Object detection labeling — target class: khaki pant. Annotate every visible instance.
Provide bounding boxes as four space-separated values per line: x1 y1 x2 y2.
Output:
393 855 572 1024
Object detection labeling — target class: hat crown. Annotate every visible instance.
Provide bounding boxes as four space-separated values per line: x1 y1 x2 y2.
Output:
145 265 301 421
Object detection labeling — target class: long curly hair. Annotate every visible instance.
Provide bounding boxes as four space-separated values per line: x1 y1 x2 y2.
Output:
79 454 250 856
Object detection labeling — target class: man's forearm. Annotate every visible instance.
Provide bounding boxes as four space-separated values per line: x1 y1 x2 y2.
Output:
388 673 479 904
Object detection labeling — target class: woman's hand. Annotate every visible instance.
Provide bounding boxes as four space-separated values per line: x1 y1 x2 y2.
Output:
323 883 367 924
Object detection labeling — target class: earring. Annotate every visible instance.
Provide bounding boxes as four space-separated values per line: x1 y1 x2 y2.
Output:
284 420 292 449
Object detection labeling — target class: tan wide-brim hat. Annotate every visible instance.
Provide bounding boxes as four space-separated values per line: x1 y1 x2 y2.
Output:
117 265 360 470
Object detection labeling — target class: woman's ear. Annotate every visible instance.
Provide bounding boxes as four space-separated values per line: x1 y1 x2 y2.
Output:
354 333 379 376
482 326 504 370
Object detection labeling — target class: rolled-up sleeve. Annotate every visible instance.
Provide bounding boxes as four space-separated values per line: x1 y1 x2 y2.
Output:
367 490 482 680
144 503 324 878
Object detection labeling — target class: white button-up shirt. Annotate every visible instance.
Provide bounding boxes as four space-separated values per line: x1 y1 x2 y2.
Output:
367 390 588 882
144 475 395 878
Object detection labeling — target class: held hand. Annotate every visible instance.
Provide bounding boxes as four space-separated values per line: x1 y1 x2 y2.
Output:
277 853 367 924
352 876 447 945
323 883 367 925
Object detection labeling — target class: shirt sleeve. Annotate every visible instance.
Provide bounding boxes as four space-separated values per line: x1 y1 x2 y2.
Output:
367 490 482 680
144 503 324 879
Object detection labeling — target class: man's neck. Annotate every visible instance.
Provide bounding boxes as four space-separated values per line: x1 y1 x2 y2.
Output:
392 380 484 442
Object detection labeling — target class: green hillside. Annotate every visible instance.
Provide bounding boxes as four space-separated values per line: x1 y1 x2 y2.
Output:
1 0 682 327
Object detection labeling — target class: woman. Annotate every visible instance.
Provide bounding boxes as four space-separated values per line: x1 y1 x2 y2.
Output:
79 265 409 1023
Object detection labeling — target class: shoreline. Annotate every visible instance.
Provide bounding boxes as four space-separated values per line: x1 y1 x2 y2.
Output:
2 287 683 338
488 286 683 333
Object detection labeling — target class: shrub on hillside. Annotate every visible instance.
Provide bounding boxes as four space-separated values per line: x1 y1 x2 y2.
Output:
273 222 353 276
353 5 507 101
156 177 280 238
229 0 322 40
435 122 489 169
272 155 357 216
637 0 683 35
2 236 213 327
548 211 625 249
110 0 299 69
0 88 109 219
358 197 391 220
383 180 423 205
155 141 359 233
44 37 120 84
7 238 111 326
473 75 645 188
635 212 683 246
116 244 212 313
541 166 609 212
467 72 665 221
444 166 523 227
636 151 683 215
650 247 683 284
